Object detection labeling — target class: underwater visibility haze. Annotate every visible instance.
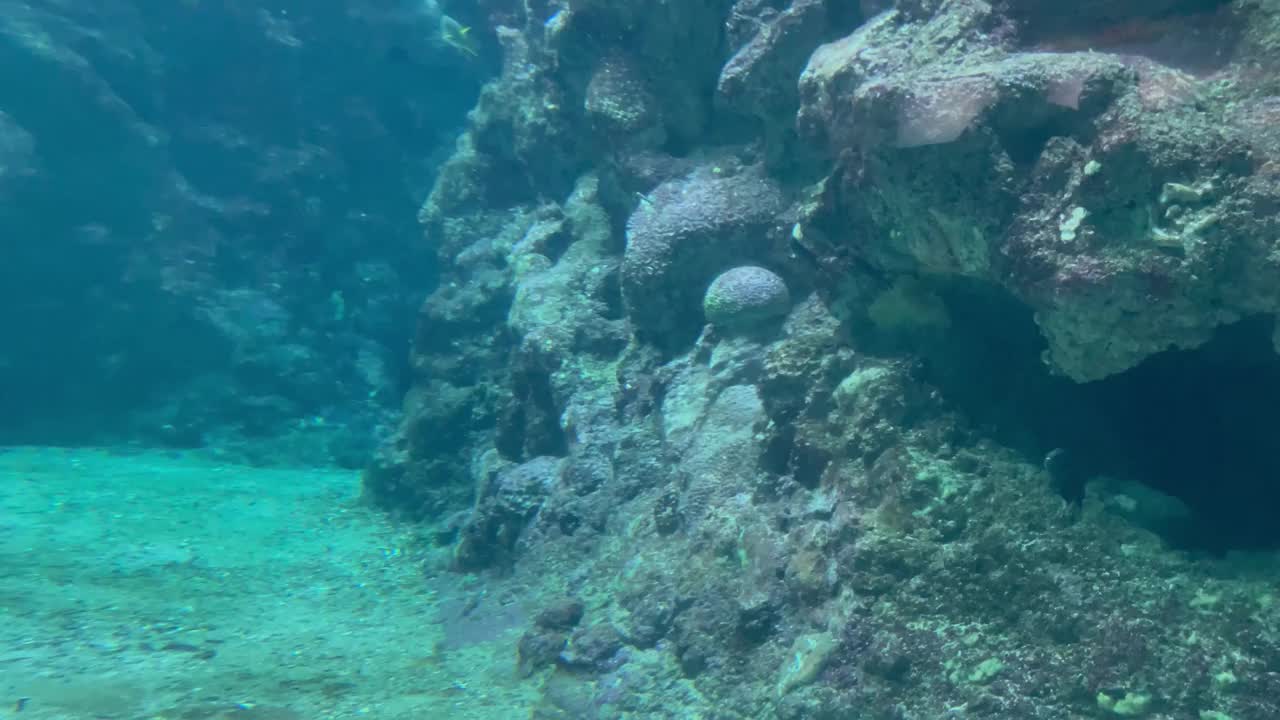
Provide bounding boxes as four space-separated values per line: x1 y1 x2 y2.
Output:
6 0 1280 718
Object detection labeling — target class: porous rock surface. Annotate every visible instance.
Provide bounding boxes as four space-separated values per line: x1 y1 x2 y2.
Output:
796 0 1280 380
704 265 792 330
369 1 1280 718
622 165 788 345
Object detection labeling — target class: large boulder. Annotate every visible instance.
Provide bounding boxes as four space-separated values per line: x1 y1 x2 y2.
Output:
621 164 787 348
796 0 1280 380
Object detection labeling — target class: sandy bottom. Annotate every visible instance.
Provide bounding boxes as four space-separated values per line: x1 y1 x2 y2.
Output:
0 447 540 719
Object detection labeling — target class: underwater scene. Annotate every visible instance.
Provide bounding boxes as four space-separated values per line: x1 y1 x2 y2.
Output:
5 0 1280 718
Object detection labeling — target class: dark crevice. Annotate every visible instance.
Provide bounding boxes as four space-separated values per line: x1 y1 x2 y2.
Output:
873 276 1280 554
1011 0 1234 49
496 367 569 461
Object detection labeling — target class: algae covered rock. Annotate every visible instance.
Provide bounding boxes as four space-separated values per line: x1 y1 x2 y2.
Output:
622 165 785 347
794 1 1280 381
703 265 791 332
585 52 665 149
776 631 837 696
454 455 563 570
717 0 849 164
368 1 1280 719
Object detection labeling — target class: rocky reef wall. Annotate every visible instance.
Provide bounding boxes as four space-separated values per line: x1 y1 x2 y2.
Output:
371 1 1280 717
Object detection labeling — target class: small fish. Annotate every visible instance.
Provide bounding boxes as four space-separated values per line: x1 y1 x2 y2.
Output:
440 15 478 58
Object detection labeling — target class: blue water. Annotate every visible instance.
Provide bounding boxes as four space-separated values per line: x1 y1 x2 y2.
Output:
6 1 1280 718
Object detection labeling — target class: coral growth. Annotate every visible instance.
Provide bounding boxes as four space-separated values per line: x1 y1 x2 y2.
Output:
366 0 1280 717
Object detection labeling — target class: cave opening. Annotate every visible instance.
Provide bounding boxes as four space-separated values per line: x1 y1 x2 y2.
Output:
881 278 1280 554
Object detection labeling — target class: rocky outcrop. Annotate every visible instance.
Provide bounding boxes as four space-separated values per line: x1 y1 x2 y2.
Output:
795 0 1280 380
622 165 789 347
371 1 1280 718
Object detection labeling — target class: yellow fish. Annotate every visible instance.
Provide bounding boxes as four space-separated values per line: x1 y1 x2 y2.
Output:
440 15 477 58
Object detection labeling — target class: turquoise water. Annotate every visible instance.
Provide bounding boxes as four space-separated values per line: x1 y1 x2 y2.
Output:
8 1 1280 718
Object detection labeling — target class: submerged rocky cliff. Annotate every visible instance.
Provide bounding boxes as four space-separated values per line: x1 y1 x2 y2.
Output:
368 0 1280 717
0 0 486 462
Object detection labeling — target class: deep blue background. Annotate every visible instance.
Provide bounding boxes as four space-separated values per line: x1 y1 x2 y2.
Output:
0 0 489 462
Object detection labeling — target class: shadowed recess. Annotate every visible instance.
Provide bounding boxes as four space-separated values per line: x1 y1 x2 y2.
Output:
887 278 1280 554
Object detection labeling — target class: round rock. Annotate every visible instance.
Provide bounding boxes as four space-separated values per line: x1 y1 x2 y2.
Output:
703 266 790 331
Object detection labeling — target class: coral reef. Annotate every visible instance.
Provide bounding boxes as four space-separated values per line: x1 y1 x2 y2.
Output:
369 0 1280 717
795 0 1280 381
623 165 789 347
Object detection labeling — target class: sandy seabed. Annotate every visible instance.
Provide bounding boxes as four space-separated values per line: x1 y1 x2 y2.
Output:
0 447 538 720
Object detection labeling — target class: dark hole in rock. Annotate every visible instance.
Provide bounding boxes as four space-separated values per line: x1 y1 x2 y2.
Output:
867 276 1280 554
1018 3 1245 85
1000 122 1062 167
1013 0 1233 55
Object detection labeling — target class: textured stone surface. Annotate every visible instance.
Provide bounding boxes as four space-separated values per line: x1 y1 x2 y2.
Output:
703 265 792 330
368 1 1280 718
622 165 787 346
585 52 666 148
717 0 858 165
796 1 1280 380
455 455 564 570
